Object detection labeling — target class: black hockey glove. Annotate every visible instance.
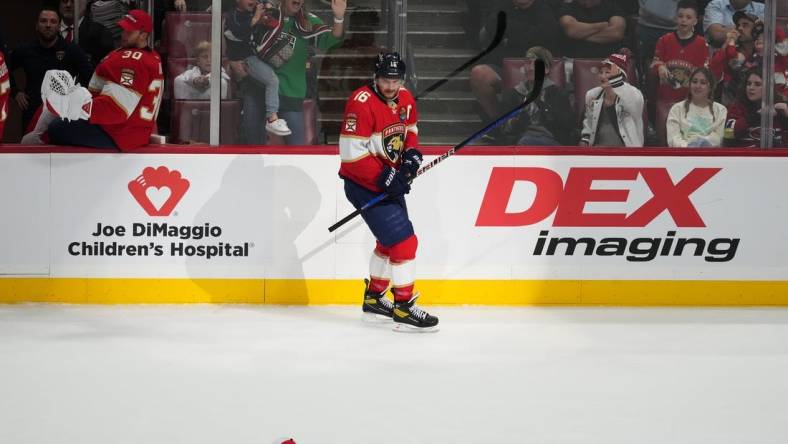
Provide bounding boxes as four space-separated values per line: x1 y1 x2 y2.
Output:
377 165 411 197
400 148 423 180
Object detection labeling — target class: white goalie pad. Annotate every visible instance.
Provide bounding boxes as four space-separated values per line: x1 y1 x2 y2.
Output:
41 69 93 121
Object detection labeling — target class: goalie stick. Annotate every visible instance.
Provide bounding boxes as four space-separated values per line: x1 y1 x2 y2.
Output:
414 11 507 100
328 59 546 233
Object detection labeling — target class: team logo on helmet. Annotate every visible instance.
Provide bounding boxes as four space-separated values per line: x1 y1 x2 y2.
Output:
382 123 406 161
375 52 406 79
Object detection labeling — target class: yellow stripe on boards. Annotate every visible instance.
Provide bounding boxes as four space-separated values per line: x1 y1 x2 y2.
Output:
1 278 788 305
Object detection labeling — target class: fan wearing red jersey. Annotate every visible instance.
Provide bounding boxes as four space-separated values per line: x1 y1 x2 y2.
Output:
338 52 438 333
0 51 10 141
25 10 163 150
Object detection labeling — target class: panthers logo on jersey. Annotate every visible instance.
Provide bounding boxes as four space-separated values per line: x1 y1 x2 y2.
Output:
382 123 406 161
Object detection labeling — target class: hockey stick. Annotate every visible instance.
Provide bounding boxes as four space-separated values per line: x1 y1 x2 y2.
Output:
328 59 545 233
413 11 507 100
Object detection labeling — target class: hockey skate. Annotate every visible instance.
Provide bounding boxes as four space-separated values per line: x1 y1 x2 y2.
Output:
392 293 439 333
361 279 394 323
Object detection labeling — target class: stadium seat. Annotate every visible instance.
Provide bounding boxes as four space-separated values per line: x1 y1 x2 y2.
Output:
656 99 681 147
165 57 192 99
779 17 788 33
572 59 604 122
266 99 318 145
501 58 566 90
164 12 213 59
170 100 242 144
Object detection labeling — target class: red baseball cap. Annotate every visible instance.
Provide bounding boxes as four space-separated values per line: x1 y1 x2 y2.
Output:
118 9 153 34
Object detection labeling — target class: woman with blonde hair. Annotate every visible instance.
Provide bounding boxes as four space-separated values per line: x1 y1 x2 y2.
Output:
666 67 727 147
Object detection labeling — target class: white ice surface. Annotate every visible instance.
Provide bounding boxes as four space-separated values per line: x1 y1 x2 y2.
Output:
2 305 788 444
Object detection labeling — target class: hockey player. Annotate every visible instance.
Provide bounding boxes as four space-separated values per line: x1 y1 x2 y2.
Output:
24 10 163 150
338 52 439 333
0 50 9 141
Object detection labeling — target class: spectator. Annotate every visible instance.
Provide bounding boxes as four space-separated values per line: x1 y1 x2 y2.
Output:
580 53 645 147
89 0 134 44
7 8 93 130
59 0 115 65
173 41 229 99
0 50 9 141
638 0 681 79
558 0 627 59
230 0 346 146
496 47 577 146
750 21 788 102
651 0 709 104
225 0 292 137
712 17 788 105
703 0 764 48
725 68 788 147
469 0 559 121
666 67 727 146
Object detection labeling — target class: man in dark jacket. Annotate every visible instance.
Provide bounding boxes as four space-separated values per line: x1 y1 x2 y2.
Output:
59 0 115 65
497 46 577 146
470 0 560 120
8 7 93 130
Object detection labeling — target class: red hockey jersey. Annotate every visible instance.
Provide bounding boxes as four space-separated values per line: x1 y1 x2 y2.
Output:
651 32 709 103
338 85 419 192
88 47 163 150
0 51 10 141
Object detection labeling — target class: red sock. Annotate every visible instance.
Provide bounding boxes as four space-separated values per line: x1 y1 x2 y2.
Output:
369 278 389 293
392 284 414 302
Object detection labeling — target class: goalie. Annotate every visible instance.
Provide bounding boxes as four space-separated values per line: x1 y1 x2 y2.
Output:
23 10 163 151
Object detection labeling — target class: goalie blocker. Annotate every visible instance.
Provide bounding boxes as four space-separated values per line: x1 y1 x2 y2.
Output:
24 10 163 150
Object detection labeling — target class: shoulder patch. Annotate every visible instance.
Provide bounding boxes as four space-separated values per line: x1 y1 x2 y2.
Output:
120 68 135 87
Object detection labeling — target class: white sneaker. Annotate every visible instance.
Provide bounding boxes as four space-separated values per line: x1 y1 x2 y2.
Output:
266 118 292 136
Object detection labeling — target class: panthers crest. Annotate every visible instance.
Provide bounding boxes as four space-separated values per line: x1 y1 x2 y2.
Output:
382 123 406 162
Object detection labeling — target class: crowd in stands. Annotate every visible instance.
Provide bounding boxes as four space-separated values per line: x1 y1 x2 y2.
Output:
1 0 787 148
1 0 345 147
471 0 788 148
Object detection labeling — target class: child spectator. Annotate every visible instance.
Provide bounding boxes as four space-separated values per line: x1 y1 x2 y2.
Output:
225 0 291 137
497 47 577 146
650 1 709 104
580 53 645 147
173 41 229 100
666 67 727 147
725 68 788 147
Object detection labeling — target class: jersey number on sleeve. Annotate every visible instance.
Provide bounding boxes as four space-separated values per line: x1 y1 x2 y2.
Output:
353 91 371 103
140 79 163 121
